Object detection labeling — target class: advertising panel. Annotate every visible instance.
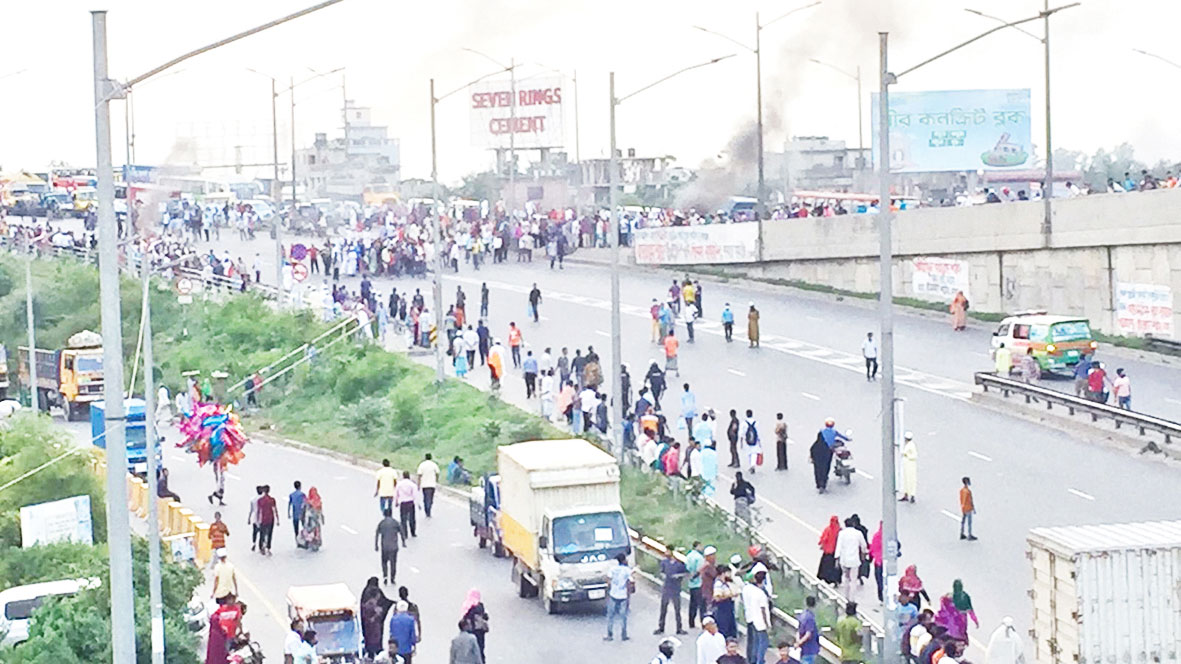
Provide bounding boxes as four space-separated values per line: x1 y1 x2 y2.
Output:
20 495 94 547
634 224 759 265
871 89 1032 173
1115 282 1174 338
470 75 564 150
910 257 971 302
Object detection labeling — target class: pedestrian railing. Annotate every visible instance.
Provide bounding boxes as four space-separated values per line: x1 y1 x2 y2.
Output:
619 450 884 662
1145 334 1181 356
974 371 1180 447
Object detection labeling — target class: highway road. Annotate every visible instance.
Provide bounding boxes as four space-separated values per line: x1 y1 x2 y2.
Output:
58 419 667 663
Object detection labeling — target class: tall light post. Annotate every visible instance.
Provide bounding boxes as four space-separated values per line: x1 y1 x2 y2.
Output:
808 59 864 166
90 3 346 660
608 55 735 458
876 7 1077 661
463 48 518 217
25 257 37 411
1132 48 1181 71
429 65 518 384
693 1 820 260
964 2 1077 244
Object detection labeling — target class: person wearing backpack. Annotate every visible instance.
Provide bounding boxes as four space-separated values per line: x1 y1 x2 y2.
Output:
743 410 762 474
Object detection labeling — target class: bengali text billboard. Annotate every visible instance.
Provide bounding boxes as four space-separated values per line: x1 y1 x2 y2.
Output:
1115 282 1174 338
871 89 1032 173
470 75 564 150
634 224 759 265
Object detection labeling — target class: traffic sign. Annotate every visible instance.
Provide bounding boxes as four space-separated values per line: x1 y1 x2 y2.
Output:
175 277 194 295
290 243 308 261
291 262 309 282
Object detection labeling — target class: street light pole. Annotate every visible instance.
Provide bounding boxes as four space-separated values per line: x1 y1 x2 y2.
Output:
1041 0 1053 243
139 241 165 664
430 78 445 384
608 72 621 458
25 257 38 411
90 12 137 663
509 57 517 218
754 12 765 260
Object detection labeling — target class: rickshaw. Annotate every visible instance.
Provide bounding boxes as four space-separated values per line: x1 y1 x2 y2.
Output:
286 584 361 663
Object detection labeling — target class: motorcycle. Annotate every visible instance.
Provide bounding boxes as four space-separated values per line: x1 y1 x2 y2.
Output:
228 632 265 664
832 431 855 485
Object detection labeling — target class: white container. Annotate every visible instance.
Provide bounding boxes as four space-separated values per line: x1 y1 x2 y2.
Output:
498 438 621 536
1027 520 1181 664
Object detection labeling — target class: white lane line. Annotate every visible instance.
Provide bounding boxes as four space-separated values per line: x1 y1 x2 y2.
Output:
856 469 875 480
800 392 821 401
539 316 550 321
334 475 349 481
225 472 242 481
967 451 993 462
340 525 358 535
595 330 611 337
1166 398 1181 405
727 368 747 377
940 510 960 522
1068 488 1096 501
410 566 421 574
805 315 822 322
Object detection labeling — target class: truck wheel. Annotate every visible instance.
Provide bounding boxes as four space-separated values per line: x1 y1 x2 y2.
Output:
543 591 559 615
518 573 531 598
64 400 74 421
493 541 505 558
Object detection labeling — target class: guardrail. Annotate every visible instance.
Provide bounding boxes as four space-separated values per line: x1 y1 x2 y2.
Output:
1144 334 1181 356
974 371 1180 446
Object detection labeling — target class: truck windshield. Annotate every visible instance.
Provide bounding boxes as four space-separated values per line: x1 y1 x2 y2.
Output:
1050 321 1091 341
552 512 629 564
76 357 103 372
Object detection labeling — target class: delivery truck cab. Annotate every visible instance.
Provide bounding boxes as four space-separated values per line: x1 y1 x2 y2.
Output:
91 398 158 476
496 439 631 614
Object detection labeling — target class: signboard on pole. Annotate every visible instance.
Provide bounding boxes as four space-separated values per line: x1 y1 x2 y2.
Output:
1115 282 1174 338
633 224 759 265
20 495 94 547
909 257 971 302
290 243 307 261
291 262 309 282
871 89 1032 173
470 75 564 149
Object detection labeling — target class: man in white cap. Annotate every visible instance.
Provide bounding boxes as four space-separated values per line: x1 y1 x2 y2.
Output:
900 431 918 503
985 617 1026 664
696 617 726 664
211 549 238 603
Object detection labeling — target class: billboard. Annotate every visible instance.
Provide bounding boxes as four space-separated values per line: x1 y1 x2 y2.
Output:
634 224 759 265
20 495 94 547
1115 282 1174 338
470 75 564 150
909 257 971 302
871 89 1032 173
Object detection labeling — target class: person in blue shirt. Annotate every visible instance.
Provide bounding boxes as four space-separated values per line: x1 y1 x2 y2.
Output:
523 350 539 398
388 601 418 663
819 418 850 449
287 481 306 542
680 383 697 436
795 595 821 664
1072 353 1092 397
721 303 735 342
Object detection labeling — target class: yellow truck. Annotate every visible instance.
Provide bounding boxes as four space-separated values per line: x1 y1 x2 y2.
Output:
18 330 104 421
497 439 630 614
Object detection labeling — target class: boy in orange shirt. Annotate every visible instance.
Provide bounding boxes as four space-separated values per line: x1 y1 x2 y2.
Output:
959 477 976 541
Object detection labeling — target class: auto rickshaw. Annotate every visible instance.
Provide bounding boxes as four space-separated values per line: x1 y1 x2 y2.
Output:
286 584 361 663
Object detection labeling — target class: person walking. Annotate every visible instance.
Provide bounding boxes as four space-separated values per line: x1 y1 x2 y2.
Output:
726 409 741 468
208 512 229 567
834 602 865 664
712 564 742 640
605 553 634 641
696 617 726 664
360 579 393 660
463 325 479 369
375 508 406 584
742 570 771 664
300 487 324 551
523 351 539 398
557 347 571 386
210 549 238 603
388 601 419 664
655 547 688 635
247 485 263 551
375 459 398 514
935 580 980 641
682 304 697 343
480 282 489 318
450 621 483 664
645 360 667 410
730 472 756 524
288 481 306 543
747 303 760 348
743 410 761 474
809 431 834 494
396 472 419 539
721 303 735 342
680 384 697 436
1113 368 1132 410
774 413 788 471
816 516 841 586
959 477 977 541
1071 352 1092 396
416 453 440 518
984 617 1025 664
459 588 490 662
862 332 878 381
663 330 680 377
835 517 867 596
795 596 821 664
528 283 542 323
507 322 523 368
900 432 918 503
256 485 278 556
684 541 705 628
949 291 968 331
476 320 490 366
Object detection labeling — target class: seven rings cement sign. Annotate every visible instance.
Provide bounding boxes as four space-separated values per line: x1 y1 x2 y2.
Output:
470 75 564 150
634 224 759 265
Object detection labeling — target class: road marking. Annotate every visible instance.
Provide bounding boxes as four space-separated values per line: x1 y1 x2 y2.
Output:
717 471 821 535
225 472 242 481
1166 398 1181 405
940 510 961 522
236 567 289 631
967 451 993 462
410 566 421 574
856 469 875 480
800 392 821 401
1068 488 1096 501
727 368 747 377
334 475 349 481
340 524 358 535
539 316 550 321
805 315 822 322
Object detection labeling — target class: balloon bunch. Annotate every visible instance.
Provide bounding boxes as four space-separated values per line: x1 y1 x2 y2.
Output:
177 402 248 467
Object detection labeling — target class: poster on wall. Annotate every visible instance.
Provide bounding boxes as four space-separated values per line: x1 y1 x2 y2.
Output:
20 495 94 547
634 224 759 265
469 75 564 150
870 89 1032 173
910 257 970 301
1115 282 1174 338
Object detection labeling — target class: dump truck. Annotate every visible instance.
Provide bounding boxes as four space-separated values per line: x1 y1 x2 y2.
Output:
91 398 157 475
1027 520 1181 664
18 330 104 421
497 439 630 614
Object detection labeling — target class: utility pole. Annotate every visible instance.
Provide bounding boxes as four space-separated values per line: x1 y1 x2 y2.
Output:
754 10 765 260
271 77 283 295
25 257 38 411
508 57 517 219
140 243 165 664
608 72 622 459
429 78 445 384
342 73 349 159
1041 0 1054 244
90 11 138 662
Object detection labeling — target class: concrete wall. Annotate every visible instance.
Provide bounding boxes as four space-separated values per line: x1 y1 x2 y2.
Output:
742 190 1181 337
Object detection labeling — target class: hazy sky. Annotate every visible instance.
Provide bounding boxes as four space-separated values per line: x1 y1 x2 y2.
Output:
2 0 1178 184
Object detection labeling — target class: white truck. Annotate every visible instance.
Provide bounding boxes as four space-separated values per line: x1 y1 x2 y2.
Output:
1027 520 1181 664
497 439 631 614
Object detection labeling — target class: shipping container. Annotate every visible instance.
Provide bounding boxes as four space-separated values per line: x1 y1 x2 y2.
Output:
1027 520 1181 664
